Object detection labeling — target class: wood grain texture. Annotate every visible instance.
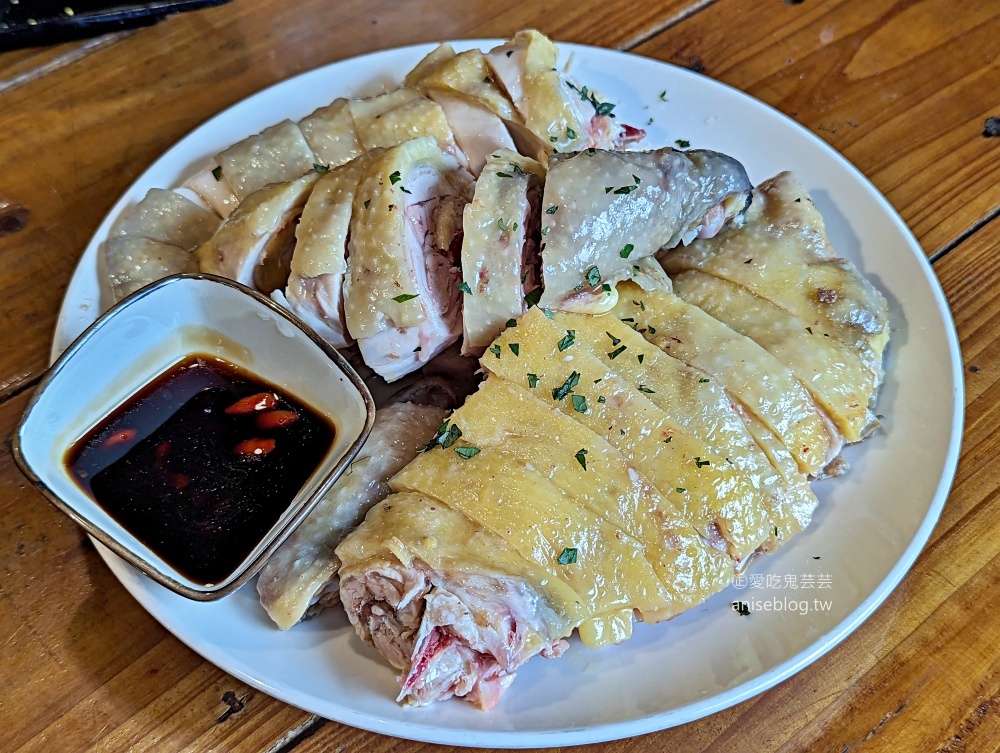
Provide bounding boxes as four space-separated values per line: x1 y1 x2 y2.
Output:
0 0 708 412
634 0 1000 258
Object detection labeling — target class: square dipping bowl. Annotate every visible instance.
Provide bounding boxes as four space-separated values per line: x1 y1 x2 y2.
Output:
13 274 375 600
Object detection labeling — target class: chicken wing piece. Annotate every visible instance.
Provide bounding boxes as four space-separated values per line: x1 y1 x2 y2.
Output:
672 270 880 443
338 492 585 708
196 172 319 294
214 120 318 202
481 307 775 560
105 188 220 301
537 147 752 314
460 150 545 352
344 137 473 381
612 282 837 477
272 153 378 348
660 172 889 357
297 98 364 169
257 401 447 630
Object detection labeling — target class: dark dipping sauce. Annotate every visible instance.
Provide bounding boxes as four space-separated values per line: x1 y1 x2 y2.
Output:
66 355 335 585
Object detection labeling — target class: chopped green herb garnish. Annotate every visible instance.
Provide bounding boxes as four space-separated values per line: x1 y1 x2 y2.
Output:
699 378 710 383
664 436 672 444
806 326 813 334
620 244 635 259
586 147 596 156
675 139 690 148
489 344 502 358
527 373 539 388
694 457 711 468
314 163 330 174
637 354 644 364
594 101 615 116
541 226 551 235
509 343 520 356
605 186 614 194
558 547 578 565
364 199 371 209
676 487 686 493
659 91 667 101
506 49 513 58
638 384 654 394
647 325 656 334
585 266 601 287
413 346 421 352
572 394 588 413
546 205 559 214
552 371 581 400
524 286 543 308
506 318 517 328
602 283 612 293
557 330 576 351
608 345 626 359
458 281 473 295
392 293 419 303
389 170 401 185
543 308 555 320
574 448 588 470
614 184 637 195
455 446 481 459
550 136 559 143
597 395 606 403
567 127 577 139
496 171 513 178
211 166 223 181
511 163 524 174
440 423 462 449
607 332 621 346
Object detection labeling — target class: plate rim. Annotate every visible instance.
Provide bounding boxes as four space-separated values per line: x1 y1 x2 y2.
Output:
54 38 965 747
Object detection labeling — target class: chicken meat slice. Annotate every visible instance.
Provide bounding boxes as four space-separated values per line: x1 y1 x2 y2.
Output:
104 188 220 301
405 45 518 122
196 172 319 294
611 281 837 477
537 146 752 314
257 400 447 630
672 270 881 443
348 88 461 159
480 307 776 561
425 92 516 176
272 152 378 348
460 149 545 352
214 120 318 202
344 137 473 381
660 171 889 357
338 492 584 708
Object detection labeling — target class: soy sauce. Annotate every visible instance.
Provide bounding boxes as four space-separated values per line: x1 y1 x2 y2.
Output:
66 355 335 584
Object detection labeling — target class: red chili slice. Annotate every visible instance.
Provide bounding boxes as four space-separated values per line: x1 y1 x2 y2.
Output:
225 392 279 415
155 441 172 461
102 428 137 448
255 410 299 430
234 438 276 458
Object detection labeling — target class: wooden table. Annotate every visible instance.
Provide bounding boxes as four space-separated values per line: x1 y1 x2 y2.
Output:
1 0 997 749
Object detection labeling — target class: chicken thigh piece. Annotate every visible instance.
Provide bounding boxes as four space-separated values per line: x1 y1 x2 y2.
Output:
344 137 473 381
460 149 545 352
537 146 752 313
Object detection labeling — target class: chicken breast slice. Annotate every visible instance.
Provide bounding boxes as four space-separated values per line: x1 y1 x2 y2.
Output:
460 149 545 352
480 307 775 560
344 137 473 381
537 147 752 314
660 171 890 357
214 120 318 202
338 492 584 708
405 45 517 122
672 270 880 443
611 281 838 476
426 92 516 176
196 172 319 293
257 401 447 630
348 88 460 159
105 237 198 302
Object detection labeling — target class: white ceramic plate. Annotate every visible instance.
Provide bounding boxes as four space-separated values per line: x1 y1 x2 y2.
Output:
53 41 963 747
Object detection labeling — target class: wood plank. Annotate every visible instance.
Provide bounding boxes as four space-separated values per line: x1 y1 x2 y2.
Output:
0 34 130 95
275 219 1000 751
0 0 703 411
634 0 1000 257
0 391 313 752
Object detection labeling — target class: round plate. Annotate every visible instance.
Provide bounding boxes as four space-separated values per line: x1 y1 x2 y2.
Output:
54 40 963 747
